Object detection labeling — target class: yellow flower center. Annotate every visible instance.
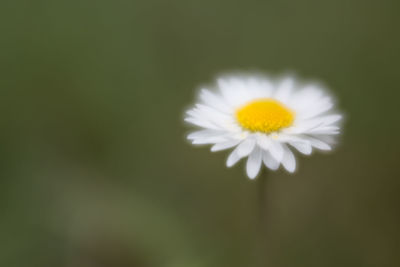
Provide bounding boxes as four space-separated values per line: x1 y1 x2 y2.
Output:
236 98 294 133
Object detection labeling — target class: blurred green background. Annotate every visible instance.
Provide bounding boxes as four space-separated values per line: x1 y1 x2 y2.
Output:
1 0 400 266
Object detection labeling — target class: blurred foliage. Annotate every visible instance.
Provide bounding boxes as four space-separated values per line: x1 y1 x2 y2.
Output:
1 0 400 266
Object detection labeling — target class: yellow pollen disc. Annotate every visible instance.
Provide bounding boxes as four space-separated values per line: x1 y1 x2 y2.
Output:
236 98 294 133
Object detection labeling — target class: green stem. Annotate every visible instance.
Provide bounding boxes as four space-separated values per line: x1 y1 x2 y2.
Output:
258 170 268 225
256 170 268 266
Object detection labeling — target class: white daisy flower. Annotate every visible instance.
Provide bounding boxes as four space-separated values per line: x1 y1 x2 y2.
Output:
185 74 342 179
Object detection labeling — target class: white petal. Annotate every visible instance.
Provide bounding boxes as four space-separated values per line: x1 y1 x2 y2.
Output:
262 151 279 170
195 104 232 119
226 147 242 167
278 134 313 155
256 134 272 150
268 141 284 163
287 119 325 134
192 136 227 144
246 148 263 179
218 78 248 107
237 138 256 157
289 141 312 155
247 78 273 98
299 100 334 119
184 117 219 130
187 130 225 140
289 86 323 110
194 104 235 127
274 77 294 103
281 145 296 173
199 89 231 113
314 114 342 126
291 87 333 116
306 137 332 150
307 128 340 135
286 120 340 135
312 134 336 145
211 139 241 152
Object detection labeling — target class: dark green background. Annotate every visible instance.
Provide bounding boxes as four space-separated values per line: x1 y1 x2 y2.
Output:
1 0 399 266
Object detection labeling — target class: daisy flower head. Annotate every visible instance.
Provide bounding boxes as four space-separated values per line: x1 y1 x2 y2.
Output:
185 74 342 179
